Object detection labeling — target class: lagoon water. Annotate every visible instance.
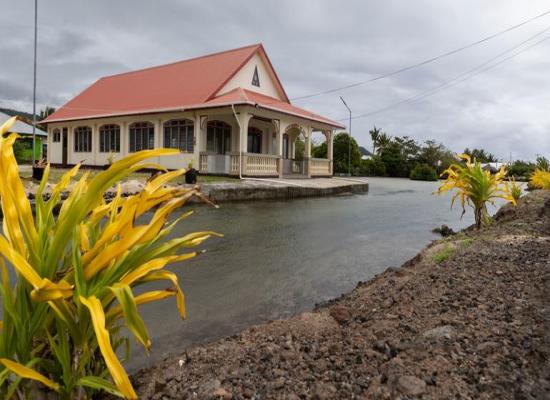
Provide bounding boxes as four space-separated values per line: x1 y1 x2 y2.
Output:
127 177 503 370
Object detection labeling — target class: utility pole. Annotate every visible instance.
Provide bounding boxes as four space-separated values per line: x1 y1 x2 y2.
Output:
32 0 38 167
340 96 352 176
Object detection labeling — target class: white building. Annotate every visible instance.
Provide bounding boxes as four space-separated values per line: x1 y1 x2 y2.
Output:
43 44 344 178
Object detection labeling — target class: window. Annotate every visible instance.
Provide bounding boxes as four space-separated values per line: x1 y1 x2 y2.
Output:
247 127 262 153
206 121 231 154
163 119 194 152
129 122 154 152
251 65 260 87
99 124 120 152
74 126 92 152
52 128 61 143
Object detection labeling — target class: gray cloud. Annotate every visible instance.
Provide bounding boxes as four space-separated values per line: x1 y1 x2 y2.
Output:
0 0 549 160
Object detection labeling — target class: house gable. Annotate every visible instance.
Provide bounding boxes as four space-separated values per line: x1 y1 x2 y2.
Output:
216 50 288 102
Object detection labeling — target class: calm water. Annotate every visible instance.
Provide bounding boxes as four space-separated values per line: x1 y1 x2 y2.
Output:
127 177 502 370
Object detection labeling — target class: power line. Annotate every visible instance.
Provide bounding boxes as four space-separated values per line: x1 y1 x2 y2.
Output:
290 9 550 102
344 29 550 121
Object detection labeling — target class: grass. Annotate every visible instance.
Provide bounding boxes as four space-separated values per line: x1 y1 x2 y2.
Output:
433 244 456 263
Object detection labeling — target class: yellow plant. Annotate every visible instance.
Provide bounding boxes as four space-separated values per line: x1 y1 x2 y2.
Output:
437 154 516 229
0 117 220 399
530 168 550 189
507 177 523 203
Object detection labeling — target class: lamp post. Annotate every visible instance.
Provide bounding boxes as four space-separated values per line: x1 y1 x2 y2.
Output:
339 96 352 176
32 0 38 167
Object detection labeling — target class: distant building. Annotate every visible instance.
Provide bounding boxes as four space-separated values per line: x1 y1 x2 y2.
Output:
43 44 344 177
0 110 47 137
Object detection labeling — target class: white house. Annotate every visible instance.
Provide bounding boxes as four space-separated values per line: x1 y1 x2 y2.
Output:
43 44 344 178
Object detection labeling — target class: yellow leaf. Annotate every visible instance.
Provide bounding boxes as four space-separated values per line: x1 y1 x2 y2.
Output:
0 235 41 288
140 270 186 319
0 358 60 391
79 296 137 399
31 278 73 302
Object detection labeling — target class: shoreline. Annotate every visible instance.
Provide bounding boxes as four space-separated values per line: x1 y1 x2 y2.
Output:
116 190 550 399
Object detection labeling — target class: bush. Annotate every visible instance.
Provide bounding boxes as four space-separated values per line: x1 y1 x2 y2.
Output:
410 163 438 181
530 169 550 189
357 157 386 176
436 153 516 229
508 160 535 180
0 117 219 398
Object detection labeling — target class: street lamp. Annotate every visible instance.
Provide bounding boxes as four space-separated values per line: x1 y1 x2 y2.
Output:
339 96 352 176
32 0 38 167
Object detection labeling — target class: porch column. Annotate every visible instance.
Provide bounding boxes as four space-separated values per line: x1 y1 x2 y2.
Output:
237 109 252 176
194 114 201 169
305 126 312 178
327 130 334 176
277 122 284 178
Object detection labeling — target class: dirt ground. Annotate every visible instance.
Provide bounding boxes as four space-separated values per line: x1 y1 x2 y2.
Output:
122 190 550 399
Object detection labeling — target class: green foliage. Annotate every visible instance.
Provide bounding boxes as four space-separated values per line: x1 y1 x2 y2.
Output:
312 141 327 158
379 141 409 177
437 154 516 229
536 156 550 172
357 156 386 176
294 138 305 161
0 115 219 399
333 132 361 174
409 163 438 181
433 244 455 263
463 148 498 163
508 160 535 179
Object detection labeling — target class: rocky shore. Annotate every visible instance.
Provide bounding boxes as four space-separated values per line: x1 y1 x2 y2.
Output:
119 191 550 399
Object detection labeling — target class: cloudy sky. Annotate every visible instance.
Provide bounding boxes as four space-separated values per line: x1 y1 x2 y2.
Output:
1 0 549 160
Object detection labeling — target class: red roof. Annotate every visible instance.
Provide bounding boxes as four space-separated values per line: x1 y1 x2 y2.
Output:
206 88 343 127
43 44 343 128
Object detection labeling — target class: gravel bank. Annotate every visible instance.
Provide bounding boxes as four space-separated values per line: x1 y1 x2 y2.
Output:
123 190 550 399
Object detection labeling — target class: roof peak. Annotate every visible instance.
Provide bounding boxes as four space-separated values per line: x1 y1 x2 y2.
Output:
103 43 263 80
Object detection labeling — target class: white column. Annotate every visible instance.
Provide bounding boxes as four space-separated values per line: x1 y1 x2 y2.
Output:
92 123 98 166
327 130 334 176
305 126 312 178
194 114 201 168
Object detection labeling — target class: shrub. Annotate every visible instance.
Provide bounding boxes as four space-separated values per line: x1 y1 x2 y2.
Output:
409 163 438 181
357 157 386 176
436 154 516 229
0 117 219 398
508 160 535 179
530 169 550 189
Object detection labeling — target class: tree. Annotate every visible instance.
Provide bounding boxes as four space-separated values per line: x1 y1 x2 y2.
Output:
536 155 550 172
379 141 409 177
375 133 392 155
312 141 327 158
333 132 361 174
37 106 56 130
463 148 497 163
369 125 381 154
294 137 305 161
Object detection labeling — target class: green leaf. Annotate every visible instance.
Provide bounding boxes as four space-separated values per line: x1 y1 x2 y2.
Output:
108 284 151 350
78 376 124 398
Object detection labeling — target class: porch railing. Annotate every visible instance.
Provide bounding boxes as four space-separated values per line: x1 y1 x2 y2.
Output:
282 159 305 175
310 158 331 176
244 153 279 176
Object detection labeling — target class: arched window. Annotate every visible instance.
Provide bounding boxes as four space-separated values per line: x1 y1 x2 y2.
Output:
99 124 120 152
163 119 194 152
129 122 154 152
74 126 92 152
247 127 262 154
52 128 61 143
206 121 231 154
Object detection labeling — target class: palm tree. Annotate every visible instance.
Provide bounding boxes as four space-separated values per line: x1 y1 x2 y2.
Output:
369 126 381 154
376 133 392 154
